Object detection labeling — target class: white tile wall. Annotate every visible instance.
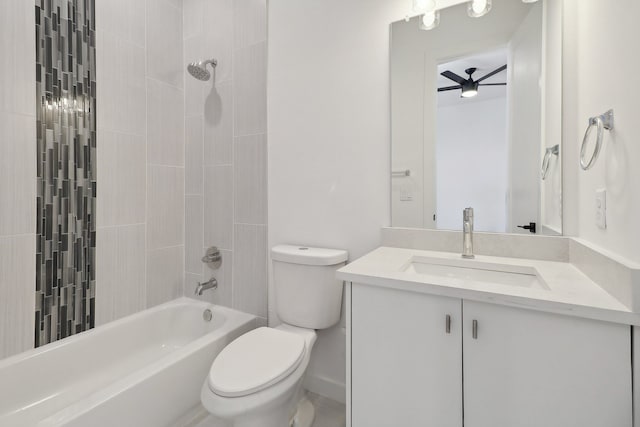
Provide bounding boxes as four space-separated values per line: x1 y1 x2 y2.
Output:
0 113 37 236
147 165 185 250
95 0 145 48
97 131 146 226
96 0 185 329
186 195 204 273
95 225 146 325
183 0 204 40
147 79 185 167
203 165 233 250
202 0 234 84
233 42 267 136
234 134 267 225
147 245 185 307
0 0 35 116
0 0 36 359
186 115 204 194
97 31 146 136
183 0 267 318
233 0 268 50
146 0 184 88
204 80 234 166
233 224 268 318
0 235 36 359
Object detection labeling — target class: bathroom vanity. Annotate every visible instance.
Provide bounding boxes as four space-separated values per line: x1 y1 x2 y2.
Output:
338 243 637 427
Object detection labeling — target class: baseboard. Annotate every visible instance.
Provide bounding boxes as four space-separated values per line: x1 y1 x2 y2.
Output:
304 374 346 404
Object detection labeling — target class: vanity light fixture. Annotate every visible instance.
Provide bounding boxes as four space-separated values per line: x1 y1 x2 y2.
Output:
468 0 491 17
521 0 539 2
419 10 440 30
413 0 436 13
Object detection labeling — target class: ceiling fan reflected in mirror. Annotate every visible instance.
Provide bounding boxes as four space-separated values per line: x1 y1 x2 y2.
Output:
438 64 507 98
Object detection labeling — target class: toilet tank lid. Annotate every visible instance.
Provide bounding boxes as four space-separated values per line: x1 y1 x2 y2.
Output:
271 245 348 266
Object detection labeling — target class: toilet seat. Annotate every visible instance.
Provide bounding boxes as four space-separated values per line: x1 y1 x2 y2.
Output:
208 327 306 398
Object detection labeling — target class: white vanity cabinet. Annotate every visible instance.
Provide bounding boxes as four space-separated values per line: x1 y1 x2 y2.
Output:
351 283 463 427
349 283 632 427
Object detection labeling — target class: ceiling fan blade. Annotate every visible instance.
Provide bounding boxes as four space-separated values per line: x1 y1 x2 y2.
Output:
440 70 467 85
437 85 462 92
476 64 507 83
478 83 507 86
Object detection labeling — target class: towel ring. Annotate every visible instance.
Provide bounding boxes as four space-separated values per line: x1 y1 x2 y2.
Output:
541 144 559 180
580 109 613 170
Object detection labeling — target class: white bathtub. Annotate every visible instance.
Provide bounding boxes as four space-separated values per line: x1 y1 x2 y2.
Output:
0 298 256 427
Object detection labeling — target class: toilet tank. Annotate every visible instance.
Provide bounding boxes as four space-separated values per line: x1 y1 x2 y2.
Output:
271 245 348 330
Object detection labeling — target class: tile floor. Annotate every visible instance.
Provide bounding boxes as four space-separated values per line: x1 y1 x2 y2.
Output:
181 392 345 427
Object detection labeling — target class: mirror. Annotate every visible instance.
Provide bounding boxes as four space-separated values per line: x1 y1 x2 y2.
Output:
390 0 562 235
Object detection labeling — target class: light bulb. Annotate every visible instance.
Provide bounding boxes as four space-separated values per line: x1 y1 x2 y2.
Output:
467 0 491 17
461 89 478 98
413 0 436 13
419 10 440 30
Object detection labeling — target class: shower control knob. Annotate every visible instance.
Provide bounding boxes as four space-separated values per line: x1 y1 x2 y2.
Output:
202 247 222 269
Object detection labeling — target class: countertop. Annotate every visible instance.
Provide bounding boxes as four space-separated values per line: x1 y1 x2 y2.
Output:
337 246 640 325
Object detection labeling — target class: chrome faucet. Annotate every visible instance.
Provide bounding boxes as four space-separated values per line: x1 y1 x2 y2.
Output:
462 207 475 259
195 277 218 296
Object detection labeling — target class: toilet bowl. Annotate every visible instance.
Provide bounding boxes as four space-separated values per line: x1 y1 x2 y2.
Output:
200 245 348 427
201 325 316 427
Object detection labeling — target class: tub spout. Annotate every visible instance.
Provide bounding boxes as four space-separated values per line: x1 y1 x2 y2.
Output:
195 277 218 296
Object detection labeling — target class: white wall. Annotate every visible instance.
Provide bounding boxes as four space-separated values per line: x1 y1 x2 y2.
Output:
436 98 508 232
268 0 407 401
563 0 640 263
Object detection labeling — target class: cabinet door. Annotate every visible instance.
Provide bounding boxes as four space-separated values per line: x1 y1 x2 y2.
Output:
463 300 632 427
351 283 462 427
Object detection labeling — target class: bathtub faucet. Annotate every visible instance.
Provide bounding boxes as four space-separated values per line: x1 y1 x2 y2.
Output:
195 277 218 296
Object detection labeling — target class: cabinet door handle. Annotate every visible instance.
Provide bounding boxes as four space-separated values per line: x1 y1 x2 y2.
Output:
472 319 478 339
445 315 451 334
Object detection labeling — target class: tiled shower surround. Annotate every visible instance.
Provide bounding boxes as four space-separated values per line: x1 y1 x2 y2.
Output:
0 0 266 360
35 0 97 345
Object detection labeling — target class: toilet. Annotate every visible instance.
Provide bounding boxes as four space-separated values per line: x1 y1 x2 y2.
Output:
200 245 348 427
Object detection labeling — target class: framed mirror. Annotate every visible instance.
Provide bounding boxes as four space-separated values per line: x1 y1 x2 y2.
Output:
390 0 562 235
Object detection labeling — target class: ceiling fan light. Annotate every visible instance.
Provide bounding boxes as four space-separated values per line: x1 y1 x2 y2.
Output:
413 0 436 13
461 89 478 98
467 0 491 18
419 10 440 30
461 81 479 98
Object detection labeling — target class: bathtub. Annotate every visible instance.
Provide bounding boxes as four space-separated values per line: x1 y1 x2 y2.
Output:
0 298 256 426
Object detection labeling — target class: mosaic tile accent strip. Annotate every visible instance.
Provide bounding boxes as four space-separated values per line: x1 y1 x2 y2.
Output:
35 0 96 347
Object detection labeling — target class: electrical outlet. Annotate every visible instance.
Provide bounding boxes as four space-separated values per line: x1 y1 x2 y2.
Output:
595 189 606 229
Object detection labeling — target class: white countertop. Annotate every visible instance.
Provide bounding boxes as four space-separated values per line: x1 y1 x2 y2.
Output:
337 246 640 325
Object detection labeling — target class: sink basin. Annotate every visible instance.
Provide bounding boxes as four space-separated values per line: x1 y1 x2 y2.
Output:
402 256 549 290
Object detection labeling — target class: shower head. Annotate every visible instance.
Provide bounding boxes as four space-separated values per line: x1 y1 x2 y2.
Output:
187 59 217 81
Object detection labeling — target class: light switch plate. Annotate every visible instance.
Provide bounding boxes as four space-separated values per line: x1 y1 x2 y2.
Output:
399 190 413 202
595 189 606 229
